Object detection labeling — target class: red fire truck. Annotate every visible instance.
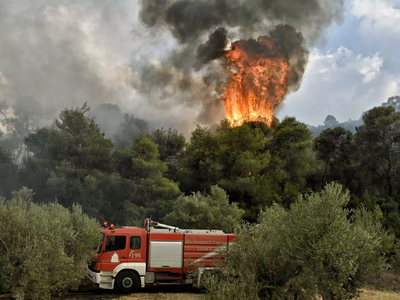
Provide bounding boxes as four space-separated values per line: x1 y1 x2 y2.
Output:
87 219 235 293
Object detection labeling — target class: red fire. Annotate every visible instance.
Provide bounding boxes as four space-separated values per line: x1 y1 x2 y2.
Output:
223 36 290 127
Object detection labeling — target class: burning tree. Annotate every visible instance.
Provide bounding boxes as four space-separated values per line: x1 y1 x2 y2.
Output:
223 25 308 127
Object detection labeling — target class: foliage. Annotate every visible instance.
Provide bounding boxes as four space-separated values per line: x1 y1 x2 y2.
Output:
179 121 273 220
164 185 244 232
52 102 114 172
114 134 180 218
204 183 393 300
268 116 314 208
150 127 186 161
21 104 117 220
354 106 400 197
0 147 17 198
1 98 400 247
179 117 314 220
178 124 221 194
19 105 179 225
0 188 99 300
314 127 353 186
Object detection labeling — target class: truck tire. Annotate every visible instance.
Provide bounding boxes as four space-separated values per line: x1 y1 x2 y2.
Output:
115 271 140 294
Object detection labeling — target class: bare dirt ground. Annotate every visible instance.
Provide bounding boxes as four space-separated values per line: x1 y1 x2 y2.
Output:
56 288 400 300
55 285 203 300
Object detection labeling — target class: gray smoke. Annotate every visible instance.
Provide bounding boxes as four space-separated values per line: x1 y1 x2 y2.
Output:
140 0 344 45
136 0 345 125
0 0 345 139
0 0 137 126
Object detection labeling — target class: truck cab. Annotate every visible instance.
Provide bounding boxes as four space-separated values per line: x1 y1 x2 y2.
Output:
87 224 147 293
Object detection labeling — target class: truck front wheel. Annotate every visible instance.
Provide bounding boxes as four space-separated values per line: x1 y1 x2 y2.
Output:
115 271 140 294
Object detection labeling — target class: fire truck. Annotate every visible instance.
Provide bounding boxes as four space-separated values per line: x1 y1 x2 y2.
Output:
87 219 235 293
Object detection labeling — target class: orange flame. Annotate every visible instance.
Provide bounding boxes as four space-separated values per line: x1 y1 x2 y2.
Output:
223 36 289 127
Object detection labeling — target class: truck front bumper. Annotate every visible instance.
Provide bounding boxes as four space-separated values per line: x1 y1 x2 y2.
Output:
86 267 101 284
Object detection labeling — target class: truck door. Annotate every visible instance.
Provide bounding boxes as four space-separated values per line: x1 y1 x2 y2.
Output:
101 234 128 272
128 231 146 263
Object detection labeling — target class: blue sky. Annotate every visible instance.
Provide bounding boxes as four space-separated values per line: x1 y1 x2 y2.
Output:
277 0 400 125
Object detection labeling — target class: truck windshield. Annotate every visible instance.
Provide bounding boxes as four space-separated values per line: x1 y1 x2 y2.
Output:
96 233 105 253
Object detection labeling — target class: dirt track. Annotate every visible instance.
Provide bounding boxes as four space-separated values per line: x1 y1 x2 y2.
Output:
56 285 204 300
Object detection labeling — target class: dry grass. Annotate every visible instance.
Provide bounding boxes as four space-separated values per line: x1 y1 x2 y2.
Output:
53 285 204 300
62 290 400 300
359 289 400 300
118 293 203 300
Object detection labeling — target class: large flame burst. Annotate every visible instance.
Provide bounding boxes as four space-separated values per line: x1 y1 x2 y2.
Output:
223 36 290 127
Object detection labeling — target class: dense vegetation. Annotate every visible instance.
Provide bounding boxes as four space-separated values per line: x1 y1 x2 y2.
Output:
1 98 400 299
1 99 400 236
204 183 393 300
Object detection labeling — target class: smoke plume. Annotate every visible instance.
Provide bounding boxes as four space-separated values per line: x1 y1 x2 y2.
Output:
137 0 344 126
0 0 344 137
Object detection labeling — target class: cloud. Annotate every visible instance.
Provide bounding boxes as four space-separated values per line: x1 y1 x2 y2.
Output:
277 47 398 125
351 0 400 71
277 0 400 126
352 0 400 35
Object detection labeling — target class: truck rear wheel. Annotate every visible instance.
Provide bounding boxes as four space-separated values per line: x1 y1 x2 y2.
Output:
115 271 140 294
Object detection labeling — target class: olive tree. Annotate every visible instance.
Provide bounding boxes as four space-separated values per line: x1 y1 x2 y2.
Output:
0 188 100 300
204 183 393 300
164 185 244 232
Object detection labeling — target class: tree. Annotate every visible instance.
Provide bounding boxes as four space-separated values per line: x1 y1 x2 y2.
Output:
164 185 244 232
382 95 400 112
150 127 186 161
24 103 113 172
114 135 180 217
0 147 17 198
268 117 314 207
113 114 149 151
179 121 271 220
214 121 271 219
0 188 99 300
178 124 221 193
314 127 353 185
21 104 117 221
354 106 400 197
204 183 393 300
179 118 313 220
52 102 114 172
150 127 186 181
324 115 339 127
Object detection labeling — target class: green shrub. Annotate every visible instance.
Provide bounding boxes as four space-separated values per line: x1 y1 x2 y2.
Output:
204 183 394 300
164 185 244 232
0 188 100 300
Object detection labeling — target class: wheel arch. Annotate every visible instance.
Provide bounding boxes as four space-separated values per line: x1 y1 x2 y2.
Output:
113 262 146 277
115 268 140 280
